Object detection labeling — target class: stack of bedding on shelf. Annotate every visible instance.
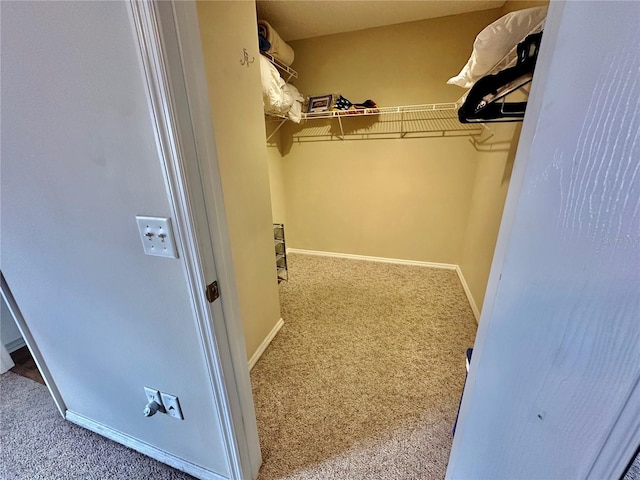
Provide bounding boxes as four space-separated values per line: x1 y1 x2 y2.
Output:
259 56 304 122
258 20 304 122
258 20 294 66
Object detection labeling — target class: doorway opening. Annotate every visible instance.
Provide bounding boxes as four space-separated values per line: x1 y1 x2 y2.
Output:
192 1 543 478
250 3 534 478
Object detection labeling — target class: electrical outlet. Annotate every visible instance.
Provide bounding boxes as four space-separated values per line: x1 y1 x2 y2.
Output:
160 392 184 420
135 216 178 258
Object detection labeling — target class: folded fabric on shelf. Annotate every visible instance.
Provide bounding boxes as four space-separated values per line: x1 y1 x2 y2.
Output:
257 20 295 66
333 96 378 111
259 56 304 123
258 36 271 53
284 84 304 123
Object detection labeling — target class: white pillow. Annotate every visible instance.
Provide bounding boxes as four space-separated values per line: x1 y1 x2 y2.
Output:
283 84 304 123
259 55 292 115
448 7 548 89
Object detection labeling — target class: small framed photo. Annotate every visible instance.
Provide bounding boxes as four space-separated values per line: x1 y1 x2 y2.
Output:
307 95 333 113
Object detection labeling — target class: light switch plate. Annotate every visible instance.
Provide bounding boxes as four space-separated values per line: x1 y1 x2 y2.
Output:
135 216 178 258
144 386 163 406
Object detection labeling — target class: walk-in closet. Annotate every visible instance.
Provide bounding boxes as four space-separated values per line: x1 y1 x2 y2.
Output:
197 1 548 478
259 0 546 316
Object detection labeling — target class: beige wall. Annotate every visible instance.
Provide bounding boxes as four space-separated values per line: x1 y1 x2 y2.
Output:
266 132 287 224
197 1 281 361
288 9 503 106
276 9 504 266
458 124 520 311
283 138 478 263
458 0 548 310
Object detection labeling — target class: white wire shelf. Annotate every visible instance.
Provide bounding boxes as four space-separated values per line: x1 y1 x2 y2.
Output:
303 102 458 120
289 102 483 141
264 19 544 143
265 112 288 120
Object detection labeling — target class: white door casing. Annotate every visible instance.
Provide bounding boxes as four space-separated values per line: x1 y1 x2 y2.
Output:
0 273 66 415
129 1 261 478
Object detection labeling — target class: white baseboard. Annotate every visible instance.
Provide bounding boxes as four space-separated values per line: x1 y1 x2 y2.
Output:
66 410 226 480
286 248 458 270
248 318 284 370
6 337 26 353
286 248 480 322
454 266 480 323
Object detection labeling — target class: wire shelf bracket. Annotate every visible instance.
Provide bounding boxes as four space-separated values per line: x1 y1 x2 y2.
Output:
260 52 298 83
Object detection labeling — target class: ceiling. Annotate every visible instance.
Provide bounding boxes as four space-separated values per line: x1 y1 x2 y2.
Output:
256 0 506 41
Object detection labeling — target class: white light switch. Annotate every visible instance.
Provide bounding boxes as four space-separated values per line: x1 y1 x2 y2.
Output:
136 216 178 258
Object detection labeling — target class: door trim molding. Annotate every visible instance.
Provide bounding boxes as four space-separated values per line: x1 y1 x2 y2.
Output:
66 410 228 480
1 273 67 418
5 337 27 354
128 2 258 478
167 1 262 477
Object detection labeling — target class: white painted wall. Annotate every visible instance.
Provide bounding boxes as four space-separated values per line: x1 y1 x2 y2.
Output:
1 2 229 476
448 1 640 478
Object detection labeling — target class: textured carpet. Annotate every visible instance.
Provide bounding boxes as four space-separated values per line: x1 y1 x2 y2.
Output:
0 371 193 480
251 253 478 480
625 451 640 480
3 254 637 480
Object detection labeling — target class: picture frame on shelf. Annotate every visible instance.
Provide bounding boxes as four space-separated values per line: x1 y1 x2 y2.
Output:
307 94 333 113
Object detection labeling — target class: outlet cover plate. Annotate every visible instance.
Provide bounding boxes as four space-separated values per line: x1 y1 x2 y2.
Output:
135 216 178 258
160 392 184 420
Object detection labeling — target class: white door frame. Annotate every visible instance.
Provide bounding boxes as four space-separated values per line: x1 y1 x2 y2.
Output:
0 273 67 417
129 1 260 479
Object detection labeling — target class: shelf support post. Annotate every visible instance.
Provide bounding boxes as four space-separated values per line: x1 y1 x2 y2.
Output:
266 119 286 142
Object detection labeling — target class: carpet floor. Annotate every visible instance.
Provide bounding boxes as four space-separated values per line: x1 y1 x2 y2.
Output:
0 372 194 479
628 456 640 480
251 253 478 480
2 252 638 479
